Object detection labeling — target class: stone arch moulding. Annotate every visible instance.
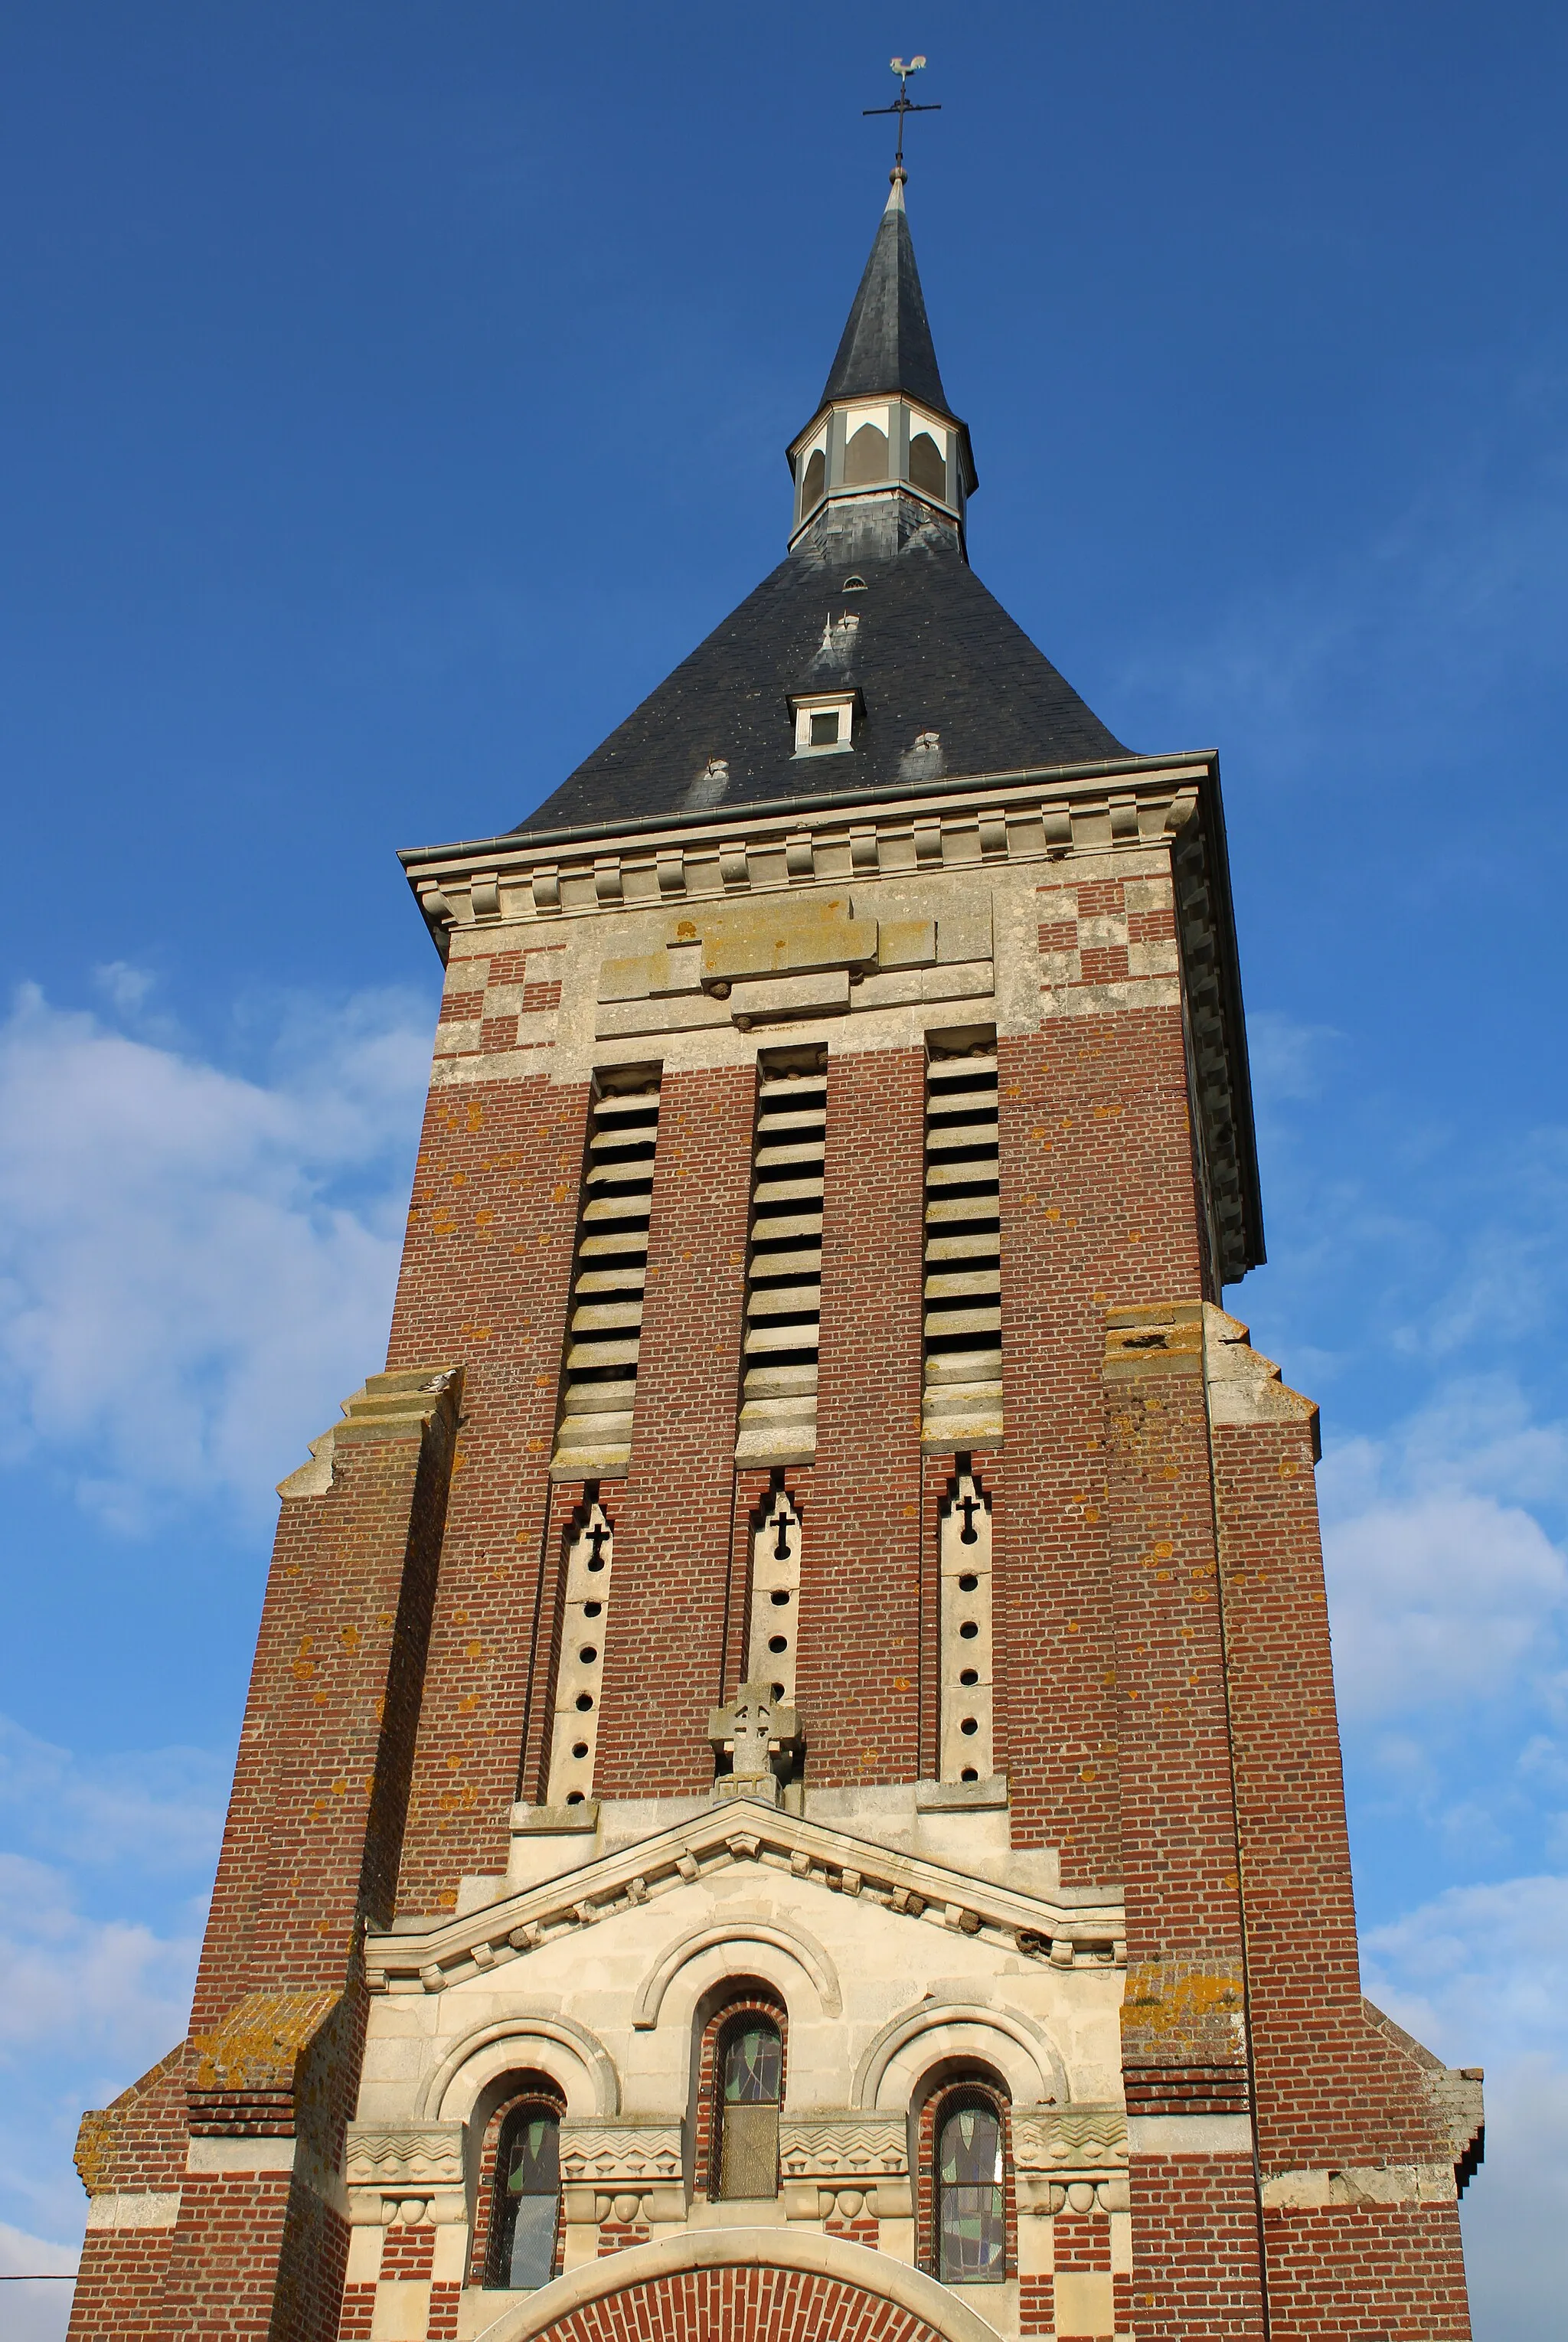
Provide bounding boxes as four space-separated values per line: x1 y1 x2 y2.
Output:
418 2010 619 2123
851 1998 1066 2112
474 2223 1004 2342
632 1917 842 2029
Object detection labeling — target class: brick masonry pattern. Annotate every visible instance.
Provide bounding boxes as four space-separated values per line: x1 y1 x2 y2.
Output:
531 2267 946 2342
66 831 1477 2342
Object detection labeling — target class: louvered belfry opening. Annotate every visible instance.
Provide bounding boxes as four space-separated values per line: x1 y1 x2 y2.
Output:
734 1047 827 1468
923 1032 1004 1451
550 1066 662 1481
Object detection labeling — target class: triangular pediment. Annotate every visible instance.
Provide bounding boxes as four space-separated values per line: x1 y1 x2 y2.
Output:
365 1797 1124 1998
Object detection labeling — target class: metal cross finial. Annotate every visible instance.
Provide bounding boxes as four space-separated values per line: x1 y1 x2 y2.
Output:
864 55 941 179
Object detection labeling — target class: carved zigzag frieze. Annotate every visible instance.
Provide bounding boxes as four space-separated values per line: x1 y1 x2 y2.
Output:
1012 2105 1129 2171
364 1802 1125 1996
779 2116 909 2180
344 2123 466 2190
558 2122 684 2185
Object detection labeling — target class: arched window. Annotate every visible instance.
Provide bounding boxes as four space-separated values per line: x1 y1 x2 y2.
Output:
485 2096 562 2290
844 422 889 485
909 430 947 499
802 446 826 512
934 2089 1007 2284
714 2010 784 2200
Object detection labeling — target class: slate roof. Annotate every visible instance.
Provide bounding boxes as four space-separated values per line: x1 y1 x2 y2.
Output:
818 178 955 423
514 524 1129 835
511 183 1127 838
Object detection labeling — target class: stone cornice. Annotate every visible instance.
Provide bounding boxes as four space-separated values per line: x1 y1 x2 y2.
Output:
397 753 1262 1282
399 758 1210 928
365 1800 1125 1997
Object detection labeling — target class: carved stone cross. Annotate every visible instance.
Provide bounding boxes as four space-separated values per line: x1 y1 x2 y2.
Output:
707 1680 802 1807
731 1687 773 1775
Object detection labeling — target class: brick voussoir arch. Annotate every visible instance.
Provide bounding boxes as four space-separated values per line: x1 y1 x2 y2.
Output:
417 2011 619 2122
851 1998 1065 2110
469 2226 1004 2342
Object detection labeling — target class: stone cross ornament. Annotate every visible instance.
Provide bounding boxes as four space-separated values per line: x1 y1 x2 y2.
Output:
707 1681 802 1806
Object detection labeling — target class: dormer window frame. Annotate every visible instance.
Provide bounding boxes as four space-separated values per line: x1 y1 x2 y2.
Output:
788 688 861 758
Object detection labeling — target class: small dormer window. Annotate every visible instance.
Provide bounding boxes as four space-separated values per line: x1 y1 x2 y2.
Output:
790 691 857 756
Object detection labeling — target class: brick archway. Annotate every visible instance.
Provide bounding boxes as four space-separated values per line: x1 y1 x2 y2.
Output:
478 2229 1001 2342
534 2265 945 2342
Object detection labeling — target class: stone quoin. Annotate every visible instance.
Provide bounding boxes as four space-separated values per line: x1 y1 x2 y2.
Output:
69 159 1482 2342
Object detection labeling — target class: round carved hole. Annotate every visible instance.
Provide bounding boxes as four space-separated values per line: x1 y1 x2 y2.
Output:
961 1766 978 1782
571 1740 589 1759
959 1573 978 1592
583 1600 603 1618
959 1620 979 1640
565 1789 585 1805
960 1716 979 1736
768 1634 789 1654
579 1645 599 1664
771 1681 786 1698
770 1589 791 1605
588 1555 606 1572
575 1692 595 1712
960 1667 978 1685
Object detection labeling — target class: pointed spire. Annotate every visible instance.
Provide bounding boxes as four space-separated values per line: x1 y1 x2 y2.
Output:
818 171 955 421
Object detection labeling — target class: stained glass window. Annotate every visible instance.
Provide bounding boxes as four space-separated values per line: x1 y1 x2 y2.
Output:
936 2098 1006 2284
717 2016 782 2199
488 2105 560 2290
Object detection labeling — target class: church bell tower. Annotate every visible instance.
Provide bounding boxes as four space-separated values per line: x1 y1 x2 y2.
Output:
70 163 1481 2342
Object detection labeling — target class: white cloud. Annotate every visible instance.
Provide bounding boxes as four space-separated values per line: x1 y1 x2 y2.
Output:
1243 1008 1341 1108
1365 1877 1568 2342
0 1853 198 2068
0 1717 224 1877
1324 1491 1566 1721
0 979 432 1530
0 1718 217 2258
0 2226 77 2342
1366 1875 1568 2065
0 2221 78 2275
1312 1372 1568 1728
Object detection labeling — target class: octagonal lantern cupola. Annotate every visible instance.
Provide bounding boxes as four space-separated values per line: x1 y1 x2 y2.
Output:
788 171 978 555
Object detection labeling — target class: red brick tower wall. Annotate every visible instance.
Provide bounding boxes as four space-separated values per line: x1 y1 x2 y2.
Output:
1212 1391 1472 2340
993 985 1208 1883
590 1065 755 1798
385 1063 588 1905
801 1045 928 1787
67 820 1476 2342
70 1374 464 2342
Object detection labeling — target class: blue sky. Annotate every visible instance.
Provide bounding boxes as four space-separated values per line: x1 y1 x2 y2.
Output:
2 3 1566 2334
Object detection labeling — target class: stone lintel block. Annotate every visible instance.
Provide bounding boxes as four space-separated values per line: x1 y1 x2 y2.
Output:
1102 1301 1204 1380
1201 1302 1321 1455
730 968 851 1027
915 1775 1009 1812
510 1801 600 1835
